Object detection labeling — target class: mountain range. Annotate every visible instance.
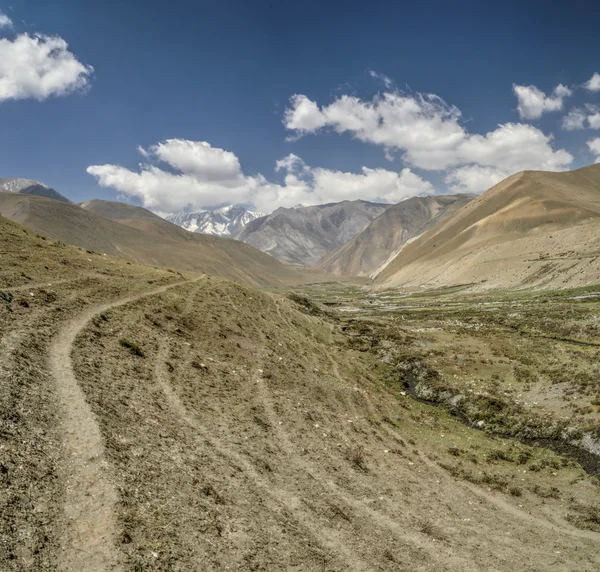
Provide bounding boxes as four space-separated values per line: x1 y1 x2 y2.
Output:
234 200 389 265
3 165 600 292
316 193 475 277
0 177 70 203
0 195 328 288
165 205 263 237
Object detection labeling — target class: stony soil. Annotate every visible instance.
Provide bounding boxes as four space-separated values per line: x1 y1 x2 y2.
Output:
2 215 599 571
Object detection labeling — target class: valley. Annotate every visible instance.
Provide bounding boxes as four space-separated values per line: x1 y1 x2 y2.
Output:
4 4 600 570
290 282 600 473
1 206 599 571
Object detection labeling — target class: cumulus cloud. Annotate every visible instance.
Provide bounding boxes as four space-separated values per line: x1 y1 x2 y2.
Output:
283 92 464 169
513 83 572 120
587 112 600 129
309 165 434 204
283 88 572 192
445 165 509 194
587 138 600 163
87 140 435 214
88 140 258 213
561 104 600 130
561 108 587 130
0 11 12 28
274 153 308 174
0 34 93 103
585 73 600 92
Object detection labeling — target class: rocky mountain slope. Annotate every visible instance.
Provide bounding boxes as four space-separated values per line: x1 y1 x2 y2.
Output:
0 177 70 203
235 200 389 265
375 164 600 291
0 192 327 288
316 194 475 277
166 205 264 236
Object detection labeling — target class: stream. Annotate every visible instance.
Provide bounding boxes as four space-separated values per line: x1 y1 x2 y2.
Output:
404 371 600 480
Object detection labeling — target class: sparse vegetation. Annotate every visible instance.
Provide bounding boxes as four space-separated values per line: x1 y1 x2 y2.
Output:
420 519 446 540
347 445 368 471
119 338 145 357
2 212 600 571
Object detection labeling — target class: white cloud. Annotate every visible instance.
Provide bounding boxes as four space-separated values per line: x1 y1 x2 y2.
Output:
87 140 435 214
513 83 572 120
587 113 600 129
0 34 93 103
283 92 465 169
283 89 572 192
309 165 434 204
283 94 328 134
585 73 600 92
88 140 256 213
445 165 509 194
149 139 241 180
274 153 308 173
587 138 600 163
369 70 393 88
0 11 12 28
561 108 586 130
456 122 571 173
561 104 600 131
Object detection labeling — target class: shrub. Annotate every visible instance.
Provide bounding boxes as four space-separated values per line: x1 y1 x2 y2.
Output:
347 445 367 471
119 338 145 357
420 519 446 540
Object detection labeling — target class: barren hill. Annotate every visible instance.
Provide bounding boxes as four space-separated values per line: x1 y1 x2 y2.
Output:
1 213 599 571
0 192 319 288
80 198 165 222
235 200 388 265
375 164 600 291
316 194 474 277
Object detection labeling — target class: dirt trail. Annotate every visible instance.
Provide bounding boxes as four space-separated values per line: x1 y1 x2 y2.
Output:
49 276 203 571
156 285 370 570
154 341 370 572
421 452 600 542
254 369 459 567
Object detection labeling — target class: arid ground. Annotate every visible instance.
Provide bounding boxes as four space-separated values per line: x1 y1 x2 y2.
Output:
1 215 599 571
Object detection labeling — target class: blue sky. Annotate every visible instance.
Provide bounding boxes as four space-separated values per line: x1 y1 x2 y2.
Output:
1 0 600 214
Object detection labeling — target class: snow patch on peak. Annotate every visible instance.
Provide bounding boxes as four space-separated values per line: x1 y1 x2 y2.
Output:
0 178 49 193
165 205 264 237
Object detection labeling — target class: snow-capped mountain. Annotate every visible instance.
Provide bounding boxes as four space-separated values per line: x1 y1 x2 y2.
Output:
165 205 264 237
0 177 70 202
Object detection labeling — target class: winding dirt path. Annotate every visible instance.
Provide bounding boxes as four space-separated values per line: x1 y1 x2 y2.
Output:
154 285 370 571
154 341 370 572
49 276 203 571
254 369 455 566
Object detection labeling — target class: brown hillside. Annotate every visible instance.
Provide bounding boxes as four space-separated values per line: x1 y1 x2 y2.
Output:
79 198 166 222
0 192 320 287
376 164 600 291
316 194 474 277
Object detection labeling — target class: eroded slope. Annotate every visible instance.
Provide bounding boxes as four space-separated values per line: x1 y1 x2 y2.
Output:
376 165 600 291
316 194 474 277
